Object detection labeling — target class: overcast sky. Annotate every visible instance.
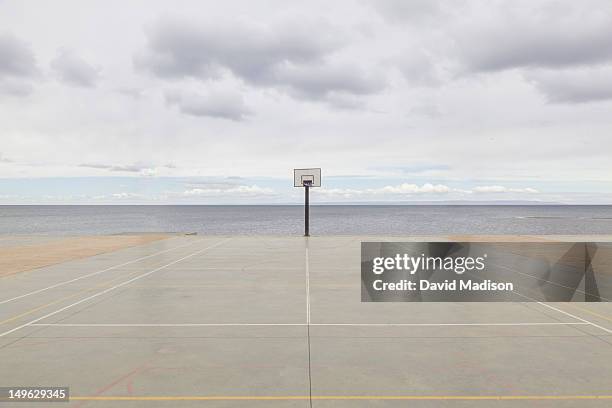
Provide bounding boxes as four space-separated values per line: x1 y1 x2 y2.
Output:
1 0 611 204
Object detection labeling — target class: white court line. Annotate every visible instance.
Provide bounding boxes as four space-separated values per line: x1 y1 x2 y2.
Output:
305 241 310 324
0 238 200 305
0 238 232 338
474 260 612 335
537 302 612 334
29 322 589 327
494 263 611 302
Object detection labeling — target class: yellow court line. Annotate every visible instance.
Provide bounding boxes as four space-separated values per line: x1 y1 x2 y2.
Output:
69 395 612 401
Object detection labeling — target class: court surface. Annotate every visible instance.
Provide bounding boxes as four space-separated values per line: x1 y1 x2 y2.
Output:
1 235 612 407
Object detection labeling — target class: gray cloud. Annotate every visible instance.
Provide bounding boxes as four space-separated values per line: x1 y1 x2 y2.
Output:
0 33 38 78
116 87 144 98
51 49 99 87
0 79 33 97
136 17 385 104
368 0 446 23
397 51 441 86
136 17 340 79
0 33 38 96
322 93 367 110
273 62 385 100
164 88 251 121
526 67 612 103
409 104 444 117
457 14 612 72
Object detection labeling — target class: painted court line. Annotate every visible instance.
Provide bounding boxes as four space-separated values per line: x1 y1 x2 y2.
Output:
0 238 200 305
478 261 612 335
495 263 611 301
68 395 612 401
0 264 180 327
313 322 588 327
537 301 612 334
29 322 589 327
305 242 311 324
0 238 232 338
566 303 612 323
31 323 306 327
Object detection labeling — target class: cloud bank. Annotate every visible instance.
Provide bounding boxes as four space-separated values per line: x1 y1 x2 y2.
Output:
0 0 611 203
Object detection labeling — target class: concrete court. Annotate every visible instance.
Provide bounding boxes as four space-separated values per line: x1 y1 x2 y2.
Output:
1 235 612 407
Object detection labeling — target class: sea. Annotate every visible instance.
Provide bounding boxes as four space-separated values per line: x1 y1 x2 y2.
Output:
1 205 612 236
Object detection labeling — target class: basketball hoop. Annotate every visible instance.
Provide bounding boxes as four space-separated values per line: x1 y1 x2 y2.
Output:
293 168 321 237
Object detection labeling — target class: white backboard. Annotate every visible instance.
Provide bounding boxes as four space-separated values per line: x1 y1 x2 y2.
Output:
294 168 321 187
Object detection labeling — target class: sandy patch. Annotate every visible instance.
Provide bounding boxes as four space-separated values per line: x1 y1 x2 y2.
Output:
0 234 170 277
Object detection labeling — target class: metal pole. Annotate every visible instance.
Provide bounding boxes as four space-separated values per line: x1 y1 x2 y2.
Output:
304 185 310 237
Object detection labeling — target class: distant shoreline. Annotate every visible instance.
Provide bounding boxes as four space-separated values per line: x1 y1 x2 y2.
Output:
2 205 611 236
